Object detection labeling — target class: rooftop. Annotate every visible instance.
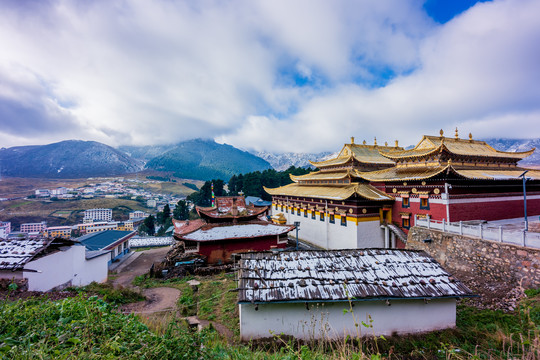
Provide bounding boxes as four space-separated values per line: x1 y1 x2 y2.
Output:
238 249 473 303
78 230 135 251
180 222 295 242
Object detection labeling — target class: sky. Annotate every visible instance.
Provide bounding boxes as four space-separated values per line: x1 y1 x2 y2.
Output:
0 0 539 153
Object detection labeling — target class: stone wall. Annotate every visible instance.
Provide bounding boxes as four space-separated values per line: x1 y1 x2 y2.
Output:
406 226 540 288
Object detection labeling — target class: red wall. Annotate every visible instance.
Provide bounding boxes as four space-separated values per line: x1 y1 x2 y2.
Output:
199 235 287 264
449 197 540 222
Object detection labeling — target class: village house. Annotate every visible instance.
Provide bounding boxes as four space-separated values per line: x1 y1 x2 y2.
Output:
173 196 294 264
78 230 136 266
0 237 109 292
237 249 473 341
83 208 113 223
0 222 11 239
265 130 540 249
20 221 47 234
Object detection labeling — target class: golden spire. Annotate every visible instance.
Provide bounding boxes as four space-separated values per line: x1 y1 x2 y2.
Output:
439 129 444 137
469 132 473 141
363 140 366 145
374 137 377 146
385 141 388 146
455 127 459 139
351 136 355 144
395 140 399 147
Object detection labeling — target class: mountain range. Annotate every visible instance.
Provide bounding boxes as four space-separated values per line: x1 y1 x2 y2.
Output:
0 137 538 180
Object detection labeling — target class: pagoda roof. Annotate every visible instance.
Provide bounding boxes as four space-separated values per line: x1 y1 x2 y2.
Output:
357 164 540 182
356 165 450 182
290 170 357 182
263 183 393 201
196 196 268 220
310 143 399 167
380 135 535 161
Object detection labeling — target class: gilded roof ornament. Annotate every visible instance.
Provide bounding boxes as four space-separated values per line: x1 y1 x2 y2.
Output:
351 137 355 144
439 129 444 137
374 137 377 146
455 127 459 139
385 141 388 146
363 140 366 145
469 133 473 141
395 140 399 147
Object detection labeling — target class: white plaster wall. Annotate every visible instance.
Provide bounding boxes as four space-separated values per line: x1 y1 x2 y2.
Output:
283 208 384 249
24 248 75 291
72 246 108 286
240 298 456 341
356 221 385 248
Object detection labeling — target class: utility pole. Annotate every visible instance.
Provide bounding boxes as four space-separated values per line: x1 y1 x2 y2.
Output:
519 170 529 232
294 221 300 250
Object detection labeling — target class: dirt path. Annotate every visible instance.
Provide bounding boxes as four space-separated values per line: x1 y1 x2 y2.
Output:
114 247 181 314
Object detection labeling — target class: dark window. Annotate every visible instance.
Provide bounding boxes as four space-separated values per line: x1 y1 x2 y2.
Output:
420 197 430 210
297 208 301 216
402 197 410 208
329 214 335 224
402 217 410 229
320 212 325 221
341 216 347 227
304 209 308 218
311 211 316 219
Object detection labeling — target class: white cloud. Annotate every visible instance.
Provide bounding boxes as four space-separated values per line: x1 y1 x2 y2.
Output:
0 0 538 153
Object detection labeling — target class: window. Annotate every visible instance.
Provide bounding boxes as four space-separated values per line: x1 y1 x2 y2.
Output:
341 216 347 227
311 211 316 219
420 197 430 210
304 209 308 218
297 208 301 216
402 217 410 229
329 214 335 224
285 207 288 213
402 197 410 208
320 212 325 221
281 205 283 211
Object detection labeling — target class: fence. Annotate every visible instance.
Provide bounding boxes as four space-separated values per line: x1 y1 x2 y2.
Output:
129 236 174 248
415 216 540 249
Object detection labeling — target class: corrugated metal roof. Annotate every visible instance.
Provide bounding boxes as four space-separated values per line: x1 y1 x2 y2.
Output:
263 183 393 201
238 249 473 303
181 223 295 242
79 230 135 251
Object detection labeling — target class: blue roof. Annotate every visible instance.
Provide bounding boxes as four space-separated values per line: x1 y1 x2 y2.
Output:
245 196 272 207
79 230 135 251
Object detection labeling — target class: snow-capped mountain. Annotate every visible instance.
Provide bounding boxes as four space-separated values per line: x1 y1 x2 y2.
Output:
483 138 540 165
254 151 335 171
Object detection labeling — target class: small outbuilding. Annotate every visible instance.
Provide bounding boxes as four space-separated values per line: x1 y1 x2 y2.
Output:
0 237 109 291
237 249 473 341
78 230 136 266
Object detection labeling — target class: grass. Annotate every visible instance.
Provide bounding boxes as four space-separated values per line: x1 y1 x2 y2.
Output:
68 282 144 305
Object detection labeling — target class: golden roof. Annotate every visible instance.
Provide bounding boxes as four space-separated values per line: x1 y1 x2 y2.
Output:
356 166 450 182
289 170 356 182
310 143 400 167
452 168 540 180
263 183 393 201
380 135 535 160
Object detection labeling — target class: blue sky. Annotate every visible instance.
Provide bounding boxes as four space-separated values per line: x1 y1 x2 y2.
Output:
0 0 539 153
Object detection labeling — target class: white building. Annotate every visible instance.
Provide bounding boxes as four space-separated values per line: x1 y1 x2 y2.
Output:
35 189 50 197
238 249 473 341
83 208 113 223
0 222 11 239
51 187 68 196
0 238 109 291
129 210 148 220
147 199 157 208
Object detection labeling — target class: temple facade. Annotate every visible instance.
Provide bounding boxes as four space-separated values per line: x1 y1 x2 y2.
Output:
265 131 540 249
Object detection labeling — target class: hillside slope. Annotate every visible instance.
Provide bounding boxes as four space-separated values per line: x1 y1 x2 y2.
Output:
145 139 272 180
0 140 143 178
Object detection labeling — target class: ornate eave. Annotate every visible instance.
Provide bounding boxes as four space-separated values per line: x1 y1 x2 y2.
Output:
263 183 393 201
355 165 451 182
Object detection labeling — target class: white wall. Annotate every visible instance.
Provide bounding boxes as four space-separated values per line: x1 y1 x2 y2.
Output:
282 206 384 249
24 245 108 291
240 298 456 341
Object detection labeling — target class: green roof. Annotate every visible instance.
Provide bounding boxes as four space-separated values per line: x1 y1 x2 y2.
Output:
79 230 135 251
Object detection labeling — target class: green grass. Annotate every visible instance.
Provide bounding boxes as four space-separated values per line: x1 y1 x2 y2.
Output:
68 282 144 305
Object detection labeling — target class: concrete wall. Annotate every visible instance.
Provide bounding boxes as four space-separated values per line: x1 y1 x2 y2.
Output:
283 208 384 249
23 245 108 291
240 298 456 341
406 227 540 287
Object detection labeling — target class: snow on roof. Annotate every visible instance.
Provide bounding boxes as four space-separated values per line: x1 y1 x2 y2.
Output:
238 249 473 303
182 223 294 242
0 238 51 270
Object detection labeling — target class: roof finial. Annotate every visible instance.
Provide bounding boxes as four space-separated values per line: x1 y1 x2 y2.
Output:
385 141 388 146
351 136 355 144
363 140 366 145
374 137 377 146
440 129 444 137
395 140 399 147
469 132 473 141
455 127 459 139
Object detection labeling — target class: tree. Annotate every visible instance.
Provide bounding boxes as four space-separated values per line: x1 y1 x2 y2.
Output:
141 215 155 236
173 200 190 220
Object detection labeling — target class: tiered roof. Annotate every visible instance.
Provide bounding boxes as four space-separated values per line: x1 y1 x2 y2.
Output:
264 183 392 201
197 196 268 221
